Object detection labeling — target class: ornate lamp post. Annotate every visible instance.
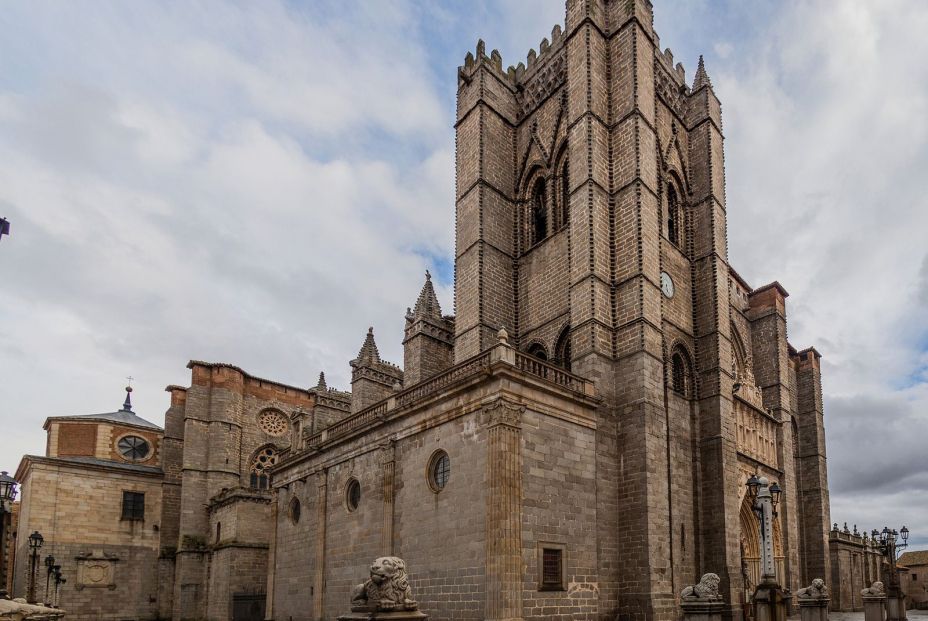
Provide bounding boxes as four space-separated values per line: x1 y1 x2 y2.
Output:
747 474 785 621
51 564 65 608
872 525 909 621
43 554 55 605
26 530 43 603
0 471 18 599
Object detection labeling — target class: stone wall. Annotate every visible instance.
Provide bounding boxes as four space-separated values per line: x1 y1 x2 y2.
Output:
169 361 316 621
11 460 163 620
270 353 599 621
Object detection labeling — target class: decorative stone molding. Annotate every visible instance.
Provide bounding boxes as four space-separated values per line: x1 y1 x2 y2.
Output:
74 550 119 591
481 399 524 430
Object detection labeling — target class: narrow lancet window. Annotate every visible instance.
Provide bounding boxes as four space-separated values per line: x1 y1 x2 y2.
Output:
531 178 547 246
667 184 680 246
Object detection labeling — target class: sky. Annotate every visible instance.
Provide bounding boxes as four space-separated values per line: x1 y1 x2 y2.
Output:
1 1 926 546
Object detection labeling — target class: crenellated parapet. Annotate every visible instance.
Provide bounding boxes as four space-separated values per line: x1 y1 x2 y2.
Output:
458 24 568 122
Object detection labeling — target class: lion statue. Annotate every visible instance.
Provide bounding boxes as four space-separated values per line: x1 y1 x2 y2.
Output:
797 578 829 600
862 581 885 597
681 573 722 601
350 556 418 612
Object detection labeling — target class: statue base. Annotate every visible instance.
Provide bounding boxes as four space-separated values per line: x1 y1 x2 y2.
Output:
798 597 830 621
680 599 726 621
338 611 428 621
753 583 787 621
886 595 906 621
863 595 886 621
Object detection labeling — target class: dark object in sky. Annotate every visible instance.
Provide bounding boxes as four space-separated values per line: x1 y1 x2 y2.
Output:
0 217 9 241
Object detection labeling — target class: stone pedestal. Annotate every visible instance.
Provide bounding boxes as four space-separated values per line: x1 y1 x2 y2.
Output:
798 597 830 621
863 595 886 621
680 599 726 621
337 612 428 621
886 595 906 621
753 584 787 621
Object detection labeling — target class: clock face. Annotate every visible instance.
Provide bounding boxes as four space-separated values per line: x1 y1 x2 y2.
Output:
660 271 675 299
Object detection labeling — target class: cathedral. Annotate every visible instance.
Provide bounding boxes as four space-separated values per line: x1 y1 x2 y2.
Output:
11 1 834 620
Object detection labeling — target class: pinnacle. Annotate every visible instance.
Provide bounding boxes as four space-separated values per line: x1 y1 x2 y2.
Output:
122 385 133 412
353 327 381 367
693 55 712 91
315 371 327 390
411 270 443 321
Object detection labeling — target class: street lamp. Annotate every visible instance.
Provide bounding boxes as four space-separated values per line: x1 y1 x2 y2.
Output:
51 565 64 608
0 471 18 600
26 531 43 603
43 555 55 605
747 474 786 621
873 524 910 621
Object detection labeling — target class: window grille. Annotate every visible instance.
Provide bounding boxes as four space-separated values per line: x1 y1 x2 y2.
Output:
430 451 450 491
540 547 564 590
122 491 145 520
671 352 687 396
118 435 150 461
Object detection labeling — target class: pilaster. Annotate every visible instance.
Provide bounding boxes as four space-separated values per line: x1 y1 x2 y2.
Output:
314 468 328 621
793 348 831 591
381 441 396 557
483 399 524 621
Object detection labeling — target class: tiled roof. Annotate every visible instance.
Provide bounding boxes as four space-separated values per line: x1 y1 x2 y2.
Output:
24 455 163 475
66 409 162 430
898 550 928 567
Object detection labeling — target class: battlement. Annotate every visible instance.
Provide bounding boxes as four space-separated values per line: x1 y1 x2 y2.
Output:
657 46 689 88
458 23 566 90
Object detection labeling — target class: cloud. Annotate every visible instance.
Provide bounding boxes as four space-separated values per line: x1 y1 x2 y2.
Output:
1 0 926 544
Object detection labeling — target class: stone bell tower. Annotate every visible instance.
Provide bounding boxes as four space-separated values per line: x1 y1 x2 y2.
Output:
454 1 754 619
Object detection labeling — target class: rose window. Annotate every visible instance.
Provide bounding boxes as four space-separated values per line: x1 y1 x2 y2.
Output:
259 410 289 437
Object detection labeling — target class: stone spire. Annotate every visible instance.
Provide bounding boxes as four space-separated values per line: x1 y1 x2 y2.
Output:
315 371 327 390
409 270 443 321
352 327 382 367
693 55 712 91
121 385 133 412
349 326 403 413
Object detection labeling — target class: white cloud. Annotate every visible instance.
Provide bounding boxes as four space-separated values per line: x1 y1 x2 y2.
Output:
1 0 925 542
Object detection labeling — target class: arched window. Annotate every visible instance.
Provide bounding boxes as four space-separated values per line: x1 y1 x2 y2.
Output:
670 346 693 398
667 183 680 246
531 178 547 246
527 342 548 362
249 446 278 490
554 326 572 372
288 496 301 524
559 156 570 230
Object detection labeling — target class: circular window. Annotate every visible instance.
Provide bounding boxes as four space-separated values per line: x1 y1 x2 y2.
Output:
345 478 361 512
259 410 289 437
428 450 451 492
118 435 151 461
288 497 301 524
